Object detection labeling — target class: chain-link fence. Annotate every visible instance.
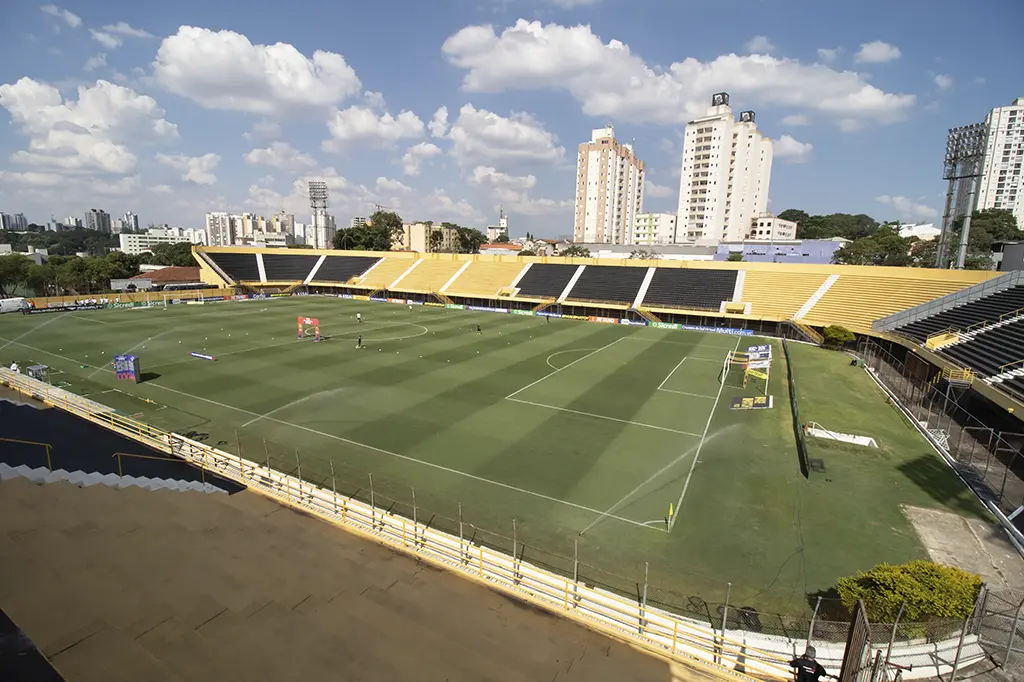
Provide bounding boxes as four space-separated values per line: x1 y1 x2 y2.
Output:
859 337 1024 518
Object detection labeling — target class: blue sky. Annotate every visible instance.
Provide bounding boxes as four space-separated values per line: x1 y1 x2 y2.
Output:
0 0 1020 237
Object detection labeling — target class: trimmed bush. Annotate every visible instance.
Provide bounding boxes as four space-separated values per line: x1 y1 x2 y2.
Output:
836 560 982 622
821 325 855 348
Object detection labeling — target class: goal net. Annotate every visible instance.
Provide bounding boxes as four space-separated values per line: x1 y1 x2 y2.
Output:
721 346 771 395
721 351 751 389
298 316 322 342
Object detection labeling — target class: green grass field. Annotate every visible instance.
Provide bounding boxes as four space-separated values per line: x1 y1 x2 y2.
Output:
0 296 988 617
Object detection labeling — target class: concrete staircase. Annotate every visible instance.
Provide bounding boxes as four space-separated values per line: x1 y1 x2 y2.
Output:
0 462 226 494
0 477 669 682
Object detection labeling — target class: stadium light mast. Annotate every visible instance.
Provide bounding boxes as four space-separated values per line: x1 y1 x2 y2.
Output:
308 180 329 249
936 123 987 269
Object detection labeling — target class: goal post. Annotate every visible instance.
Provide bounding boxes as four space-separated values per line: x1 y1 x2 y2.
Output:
721 348 771 395
298 316 322 342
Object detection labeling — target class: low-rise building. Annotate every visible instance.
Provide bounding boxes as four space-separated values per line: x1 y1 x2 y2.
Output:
118 227 207 255
631 212 677 245
747 213 797 241
393 222 460 252
713 238 849 263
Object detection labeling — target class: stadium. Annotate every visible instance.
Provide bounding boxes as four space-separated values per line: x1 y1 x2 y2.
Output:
4 246 1024 681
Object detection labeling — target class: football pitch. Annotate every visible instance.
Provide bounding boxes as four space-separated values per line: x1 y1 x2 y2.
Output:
0 296 986 616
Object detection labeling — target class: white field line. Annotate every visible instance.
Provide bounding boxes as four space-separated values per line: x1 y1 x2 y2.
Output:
668 335 742 532
506 397 703 438
545 348 598 370
657 357 687 391
242 388 347 429
658 388 716 399
0 313 69 352
145 337 308 371
67 315 110 324
578 436 708 536
505 336 624 399
87 330 171 378
141 382 657 531
619 336 744 352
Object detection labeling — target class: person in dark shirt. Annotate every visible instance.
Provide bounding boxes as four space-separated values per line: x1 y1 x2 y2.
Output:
476 324 482 334
791 647 828 682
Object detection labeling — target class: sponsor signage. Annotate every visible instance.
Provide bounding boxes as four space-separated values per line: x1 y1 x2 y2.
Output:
536 311 562 318
232 295 249 301
29 304 103 314
113 354 141 383
746 344 772 359
424 302 444 307
619 319 648 326
678 324 753 336
105 302 136 309
511 310 535 316
204 296 225 302
271 293 290 298
589 316 618 324
444 304 466 310
406 300 424 306
651 322 681 330
250 294 269 300
340 294 354 299
467 305 508 313
730 396 773 410
748 359 771 370
561 314 589 321
352 295 370 301
189 352 216 361
387 298 405 304
369 297 387 302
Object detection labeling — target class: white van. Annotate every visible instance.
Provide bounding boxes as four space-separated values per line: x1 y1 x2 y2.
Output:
0 297 29 313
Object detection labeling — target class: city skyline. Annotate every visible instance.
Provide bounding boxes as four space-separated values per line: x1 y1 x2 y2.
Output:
0 0 1021 237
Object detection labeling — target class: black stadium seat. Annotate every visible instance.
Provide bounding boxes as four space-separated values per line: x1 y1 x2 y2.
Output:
208 253 260 282
896 286 1024 342
567 266 647 304
515 264 578 298
642 269 737 311
263 254 320 281
312 255 380 283
943 320 1024 378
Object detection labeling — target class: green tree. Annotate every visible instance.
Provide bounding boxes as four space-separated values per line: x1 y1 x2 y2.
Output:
726 252 744 262
837 560 981 623
0 253 31 296
104 251 141 279
559 244 591 258
518 249 536 256
495 233 510 243
146 242 196 267
427 230 444 253
54 257 90 294
821 325 855 347
777 209 810 226
924 209 1020 270
629 248 660 259
831 225 914 266
369 210 405 241
455 227 487 253
25 263 57 296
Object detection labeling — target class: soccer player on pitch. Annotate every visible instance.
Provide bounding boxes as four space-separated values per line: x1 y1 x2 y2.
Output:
476 324 482 335
355 334 362 349
356 312 362 324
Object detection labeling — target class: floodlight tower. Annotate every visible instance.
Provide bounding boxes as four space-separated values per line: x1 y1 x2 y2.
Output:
936 124 987 269
308 180 330 249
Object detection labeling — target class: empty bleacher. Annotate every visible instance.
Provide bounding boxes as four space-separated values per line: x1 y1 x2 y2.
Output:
351 256 415 289
262 254 320 282
642 269 737 311
514 263 578 299
801 275 971 334
944 319 1024 382
445 261 525 298
395 260 464 293
895 287 1024 342
566 265 647 305
310 255 381 284
741 271 829 319
207 253 260 282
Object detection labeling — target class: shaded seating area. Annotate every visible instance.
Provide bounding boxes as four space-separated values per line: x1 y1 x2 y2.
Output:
896 287 1024 342
311 255 380 283
514 264 578 298
566 265 647 305
207 253 260 283
642 269 737 311
262 254 320 282
943 319 1024 384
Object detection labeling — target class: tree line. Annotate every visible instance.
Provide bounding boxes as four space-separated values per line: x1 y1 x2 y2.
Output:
0 241 197 298
778 208 1021 269
332 210 490 254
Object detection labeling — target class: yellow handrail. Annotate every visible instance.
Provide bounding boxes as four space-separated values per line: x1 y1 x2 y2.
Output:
1000 307 1024 323
111 451 205 483
999 358 1024 374
0 437 53 471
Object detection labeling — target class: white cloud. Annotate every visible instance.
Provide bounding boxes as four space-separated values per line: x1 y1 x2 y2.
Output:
780 114 809 126
974 77 986 86
773 135 813 163
90 30 123 50
376 176 412 194
442 21 914 128
447 104 564 166
155 152 221 185
150 184 173 194
0 170 140 197
323 106 424 151
854 41 901 64
428 106 449 138
644 180 674 198
84 54 107 72
745 36 775 54
469 166 569 216
817 47 840 63
934 74 954 91
549 0 600 7
876 195 938 223
40 5 81 28
401 141 441 176
0 77 178 174
244 142 317 171
243 120 281 141
153 26 362 115
102 22 153 38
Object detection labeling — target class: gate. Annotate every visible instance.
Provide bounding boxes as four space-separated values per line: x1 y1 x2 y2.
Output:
978 587 1024 668
840 600 874 682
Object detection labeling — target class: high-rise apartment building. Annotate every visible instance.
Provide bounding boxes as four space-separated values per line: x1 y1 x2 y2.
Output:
122 211 139 231
84 208 112 233
0 213 28 231
350 216 366 228
270 211 295 234
631 212 677 245
676 93 773 245
64 216 82 229
976 97 1024 226
205 212 234 247
573 126 645 244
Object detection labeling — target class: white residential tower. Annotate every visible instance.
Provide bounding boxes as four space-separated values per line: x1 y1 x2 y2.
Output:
573 126 645 244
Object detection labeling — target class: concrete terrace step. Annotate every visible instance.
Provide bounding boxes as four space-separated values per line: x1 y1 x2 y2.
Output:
0 462 228 494
49 626 184 682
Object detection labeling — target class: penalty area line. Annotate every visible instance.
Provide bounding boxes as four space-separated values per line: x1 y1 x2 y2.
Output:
145 382 659 532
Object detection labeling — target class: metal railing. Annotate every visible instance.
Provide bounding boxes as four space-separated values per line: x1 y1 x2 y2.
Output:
0 437 53 471
872 272 1019 332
